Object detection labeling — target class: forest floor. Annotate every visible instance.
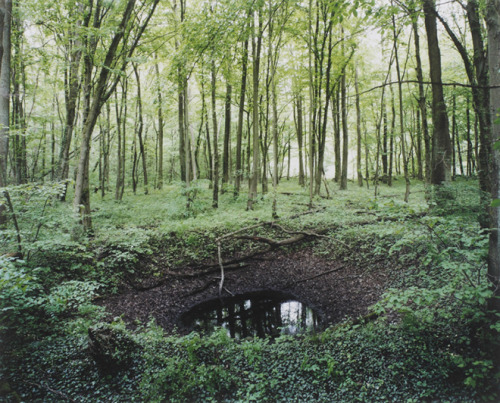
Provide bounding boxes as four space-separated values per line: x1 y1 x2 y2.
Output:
2 178 498 402
101 246 389 334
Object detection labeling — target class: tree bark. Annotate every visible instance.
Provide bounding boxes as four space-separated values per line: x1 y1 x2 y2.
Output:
422 0 452 185
133 64 148 195
155 62 164 189
247 9 262 211
211 61 219 208
296 95 305 186
0 0 10 187
235 38 248 197
411 3 431 182
222 81 232 192
392 10 410 201
355 66 363 186
340 65 348 190
487 0 500 311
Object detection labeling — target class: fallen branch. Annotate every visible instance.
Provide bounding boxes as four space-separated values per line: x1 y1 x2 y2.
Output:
182 279 217 298
285 265 346 287
215 206 326 243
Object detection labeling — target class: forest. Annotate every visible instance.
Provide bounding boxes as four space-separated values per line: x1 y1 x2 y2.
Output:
1 0 500 401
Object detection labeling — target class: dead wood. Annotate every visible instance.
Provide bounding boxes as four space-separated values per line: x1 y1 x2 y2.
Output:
182 278 217 297
128 210 425 293
284 265 346 288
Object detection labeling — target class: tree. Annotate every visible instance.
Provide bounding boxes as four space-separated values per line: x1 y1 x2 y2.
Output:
0 0 10 187
422 0 452 185
73 0 160 230
487 0 500 311
247 5 263 211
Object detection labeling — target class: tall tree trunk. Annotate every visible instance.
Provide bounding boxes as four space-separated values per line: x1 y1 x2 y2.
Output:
389 86 395 186
355 66 363 186
201 78 213 183
422 0 452 185
307 0 315 206
155 62 164 189
392 10 410 201
296 95 305 186
133 64 148 195
57 3 88 184
247 9 262 211
185 82 194 184
487 0 500 311
411 2 431 182
467 0 492 227
12 12 27 185
333 87 341 183
235 38 248 197
466 95 475 176
178 85 186 182
382 105 388 176
0 0 10 187
115 80 127 201
340 68 348 190
211 61 219 208
452 93 457 178
222 81 232 192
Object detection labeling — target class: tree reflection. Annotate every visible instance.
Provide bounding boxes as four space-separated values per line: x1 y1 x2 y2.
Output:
183 292 321 339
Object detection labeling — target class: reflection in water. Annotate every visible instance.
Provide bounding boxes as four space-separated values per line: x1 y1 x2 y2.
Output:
182 292 321 339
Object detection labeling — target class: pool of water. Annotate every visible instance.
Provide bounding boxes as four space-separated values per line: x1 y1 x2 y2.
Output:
180 291 322 339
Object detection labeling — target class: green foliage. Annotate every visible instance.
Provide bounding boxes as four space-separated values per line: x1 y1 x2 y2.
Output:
140 328 238 402
0 256 43 334
2 179 499 402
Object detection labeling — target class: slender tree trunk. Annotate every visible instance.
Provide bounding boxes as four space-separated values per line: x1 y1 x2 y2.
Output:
58 4 87 184
296 95 305 186
12 14 27 185
0 0 10 187
178 84 186 182
392 11 410 201
411 2 431 182
466 95 474 176
185 82 194 184
222 81 232 192
211 61 219 208
133 64 148 194
355 66 363 186
235 38 248 197
416 106 423 180
270 10 279 218
382 106 388 177
364 122 370 188
155 62 164 189
452 93 457 178
340 69 348 190
389 86 395 186
333 87 341 183
247 9 262 211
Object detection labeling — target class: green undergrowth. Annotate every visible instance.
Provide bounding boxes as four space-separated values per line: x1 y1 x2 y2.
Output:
1 178 499 401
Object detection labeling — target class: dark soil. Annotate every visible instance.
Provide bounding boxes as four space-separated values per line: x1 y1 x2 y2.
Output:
100 247 389 334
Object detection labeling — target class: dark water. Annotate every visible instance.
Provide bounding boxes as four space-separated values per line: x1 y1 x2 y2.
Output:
180 291 322 339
